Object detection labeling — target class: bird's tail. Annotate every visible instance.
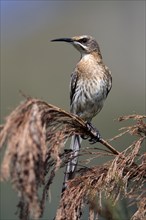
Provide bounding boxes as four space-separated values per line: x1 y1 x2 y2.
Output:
62 135 82 192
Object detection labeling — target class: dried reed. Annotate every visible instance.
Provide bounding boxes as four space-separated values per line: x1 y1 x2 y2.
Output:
0 98 145 220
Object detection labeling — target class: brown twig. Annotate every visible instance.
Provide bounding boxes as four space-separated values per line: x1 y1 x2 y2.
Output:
99 138 120 155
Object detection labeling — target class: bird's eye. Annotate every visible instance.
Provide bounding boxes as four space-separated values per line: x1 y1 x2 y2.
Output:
79 38 88 44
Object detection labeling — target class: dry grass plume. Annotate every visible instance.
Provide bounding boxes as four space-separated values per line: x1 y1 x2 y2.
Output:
0 98 146 220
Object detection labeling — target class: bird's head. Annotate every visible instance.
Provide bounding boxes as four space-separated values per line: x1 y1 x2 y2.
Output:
51 35 101 55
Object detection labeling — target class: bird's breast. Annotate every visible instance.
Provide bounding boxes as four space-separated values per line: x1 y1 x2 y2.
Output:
71 75 108 120
70 55 112 120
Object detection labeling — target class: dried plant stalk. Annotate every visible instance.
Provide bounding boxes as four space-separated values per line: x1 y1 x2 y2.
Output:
0 98 146 220
56 138 146 220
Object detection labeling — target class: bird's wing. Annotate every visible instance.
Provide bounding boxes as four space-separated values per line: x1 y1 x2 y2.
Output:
105 66 112 97
70 71 78 105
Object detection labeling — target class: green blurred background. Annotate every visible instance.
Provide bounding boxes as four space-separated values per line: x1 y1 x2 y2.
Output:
0 1 145 219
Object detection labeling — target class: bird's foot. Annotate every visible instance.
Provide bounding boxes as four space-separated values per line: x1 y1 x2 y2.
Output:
85 122 101 144
81 134 88 140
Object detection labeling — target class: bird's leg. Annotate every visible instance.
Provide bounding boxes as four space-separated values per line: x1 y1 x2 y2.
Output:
85 121 101 144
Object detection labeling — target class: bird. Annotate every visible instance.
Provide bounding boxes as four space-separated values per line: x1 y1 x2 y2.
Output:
51 35 112 190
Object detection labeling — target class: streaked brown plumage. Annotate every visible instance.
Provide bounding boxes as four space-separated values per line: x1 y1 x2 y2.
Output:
51 35 112 191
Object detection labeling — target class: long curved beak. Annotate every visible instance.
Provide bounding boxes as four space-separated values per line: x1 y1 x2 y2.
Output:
51 38 73 43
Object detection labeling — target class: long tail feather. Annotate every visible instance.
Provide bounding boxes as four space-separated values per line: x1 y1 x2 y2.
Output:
62 135 82 192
